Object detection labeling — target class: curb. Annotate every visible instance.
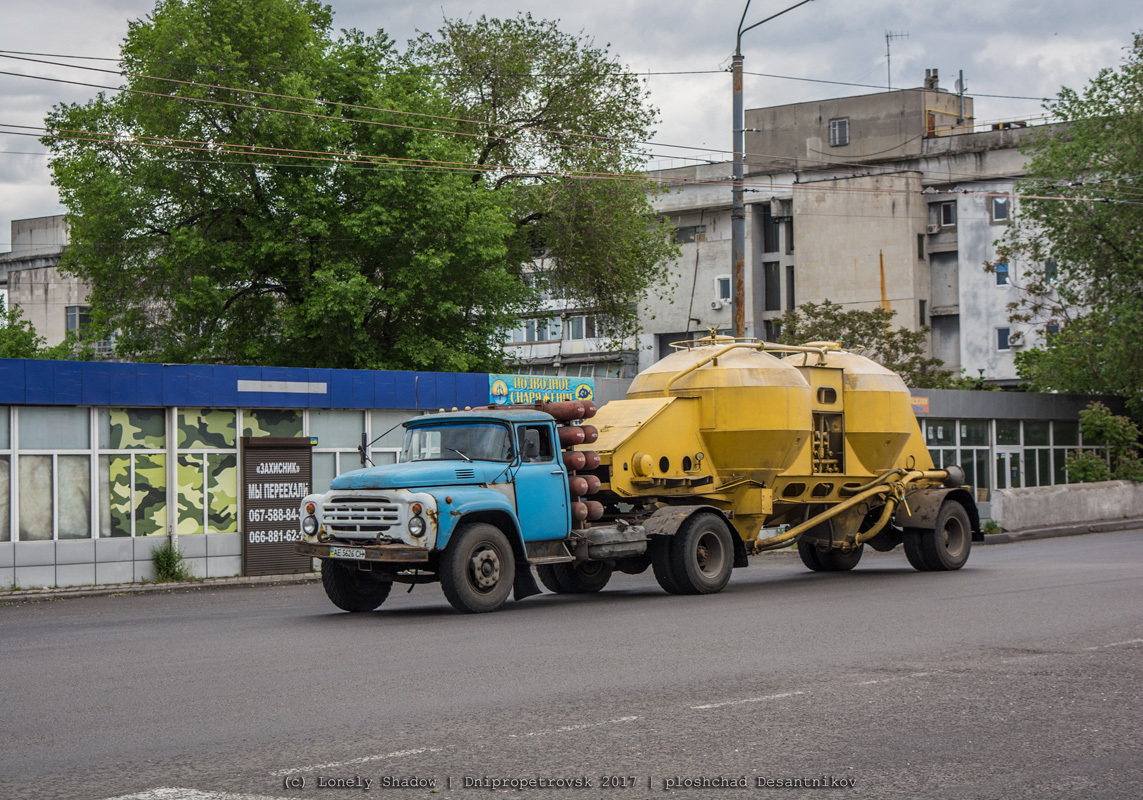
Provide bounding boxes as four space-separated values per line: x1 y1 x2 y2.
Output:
0 571 319 603
980 517 1143 545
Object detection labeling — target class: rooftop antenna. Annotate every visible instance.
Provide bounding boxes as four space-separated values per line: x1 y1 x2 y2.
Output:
885 30 909 90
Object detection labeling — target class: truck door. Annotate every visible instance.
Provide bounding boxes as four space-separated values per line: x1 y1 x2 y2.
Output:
513 423 570 541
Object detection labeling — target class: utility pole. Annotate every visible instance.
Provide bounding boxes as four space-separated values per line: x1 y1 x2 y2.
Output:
732 0 815 338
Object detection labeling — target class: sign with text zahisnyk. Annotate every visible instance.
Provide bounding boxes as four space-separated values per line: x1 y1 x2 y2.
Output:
241 436 314 576
489 374 595 406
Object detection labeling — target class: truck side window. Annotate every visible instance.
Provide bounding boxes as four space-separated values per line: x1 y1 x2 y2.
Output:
518 425 553 462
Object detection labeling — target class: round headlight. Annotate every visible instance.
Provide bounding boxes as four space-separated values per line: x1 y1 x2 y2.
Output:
408 515 426 537
301 515 318 536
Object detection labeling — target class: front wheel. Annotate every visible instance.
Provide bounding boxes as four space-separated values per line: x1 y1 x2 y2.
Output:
669 512 735 594
440 523 516 613
321 560 392 612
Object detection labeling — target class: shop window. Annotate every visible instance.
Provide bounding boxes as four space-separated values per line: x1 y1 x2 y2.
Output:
925 419 956 447
996 420 1021 446
18 454 91 541
243 409 303 439
177 408 238 534
310 409 366 493
99 408 168 538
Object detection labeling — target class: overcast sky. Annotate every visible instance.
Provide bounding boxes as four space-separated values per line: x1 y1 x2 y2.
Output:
1 0 1140 251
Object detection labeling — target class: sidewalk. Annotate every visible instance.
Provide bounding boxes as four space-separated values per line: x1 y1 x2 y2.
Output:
2 518 1140 604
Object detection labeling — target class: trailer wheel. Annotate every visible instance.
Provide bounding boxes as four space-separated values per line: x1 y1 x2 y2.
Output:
651 537 684 595
669 512 734 594
537 561 613 594
903 529 933 571
440 523 515 613
321 560 392 612
919 502 972 571
798 541 863 571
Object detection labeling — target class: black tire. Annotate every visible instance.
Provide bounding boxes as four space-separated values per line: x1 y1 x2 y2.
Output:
797 540 826 571
669 512 735 594
799 541 863 571
440 523 516 613
651 536 684 595
535 564 570 593
919 502 972 571
556 561 613 593
321 559 392 612
903 529 933 571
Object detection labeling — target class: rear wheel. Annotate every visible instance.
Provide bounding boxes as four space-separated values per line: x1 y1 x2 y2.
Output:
669 512 735 594
537 561 613 593
321 560 392 612
440 523 515 613
651 537 684 595
903 529 932 571
919 502 972 570
799 541 863 571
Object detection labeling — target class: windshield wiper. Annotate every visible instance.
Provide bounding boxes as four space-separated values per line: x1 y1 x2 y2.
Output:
448 448 473 463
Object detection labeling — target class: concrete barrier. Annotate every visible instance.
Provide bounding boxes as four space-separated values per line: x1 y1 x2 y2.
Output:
991 480 1143 531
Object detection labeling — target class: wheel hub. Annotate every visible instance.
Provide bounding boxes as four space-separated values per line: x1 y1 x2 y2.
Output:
470 547 501 590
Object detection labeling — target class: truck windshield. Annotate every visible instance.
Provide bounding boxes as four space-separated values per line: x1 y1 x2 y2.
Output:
401 423 514 463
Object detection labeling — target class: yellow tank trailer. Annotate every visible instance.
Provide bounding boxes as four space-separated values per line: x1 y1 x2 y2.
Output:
299 333 979 615
587 334 979 582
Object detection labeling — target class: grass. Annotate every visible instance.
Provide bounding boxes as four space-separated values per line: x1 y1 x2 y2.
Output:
152 540 193 583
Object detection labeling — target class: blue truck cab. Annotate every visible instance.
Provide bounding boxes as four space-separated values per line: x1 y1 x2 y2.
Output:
298 409 578 612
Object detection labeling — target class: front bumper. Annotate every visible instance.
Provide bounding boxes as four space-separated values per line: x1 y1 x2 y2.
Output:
298 541 431 563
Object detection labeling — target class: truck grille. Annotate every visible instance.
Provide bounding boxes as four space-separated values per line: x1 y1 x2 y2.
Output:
324 497 401 536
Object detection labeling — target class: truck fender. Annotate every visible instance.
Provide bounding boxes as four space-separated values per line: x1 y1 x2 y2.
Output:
643 505 749 568
894 487 982 541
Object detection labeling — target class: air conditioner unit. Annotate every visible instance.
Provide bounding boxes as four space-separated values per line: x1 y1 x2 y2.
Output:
926 223 941 234
710 300 724 311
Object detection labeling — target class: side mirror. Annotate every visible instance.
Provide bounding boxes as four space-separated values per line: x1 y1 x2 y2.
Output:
522 429 540 459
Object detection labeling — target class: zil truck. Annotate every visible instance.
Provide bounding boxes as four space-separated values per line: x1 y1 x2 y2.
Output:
297 335 980 613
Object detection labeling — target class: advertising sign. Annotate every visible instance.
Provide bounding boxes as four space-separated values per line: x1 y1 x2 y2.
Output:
241 437 314 576
489 374 595 406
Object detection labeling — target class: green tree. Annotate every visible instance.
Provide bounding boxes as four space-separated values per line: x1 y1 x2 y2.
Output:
995 33 1143 414
775 300 966 389
411 13 678 340
0 306 49 359
44 0 531 371
1064 402 1143 482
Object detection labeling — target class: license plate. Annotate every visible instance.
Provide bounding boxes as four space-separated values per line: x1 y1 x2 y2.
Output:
329 546 366 560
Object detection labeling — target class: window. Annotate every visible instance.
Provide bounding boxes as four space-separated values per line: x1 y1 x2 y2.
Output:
995 262 1010 286
940 202 956 227
177 408 238 534
100 408 167 538
991 197 1010 223
828 117 849 146
919 299 927 326
762 207 780 253
996 327 1011 350
1045 323 1060 338
565 315 597 341
1044 259 1058 283
65 305 91 333
673 225 706 244
785 265 796 311
715 275 731 303
918 233 926 260
763 262 781 311
517 425 554 462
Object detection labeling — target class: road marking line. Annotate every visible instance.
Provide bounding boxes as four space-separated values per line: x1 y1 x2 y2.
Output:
1084 638 1143 651
271 747 444 776
691 691 804 710
509 715 639 738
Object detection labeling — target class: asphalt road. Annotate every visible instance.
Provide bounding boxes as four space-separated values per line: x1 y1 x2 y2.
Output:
1 531 1141 800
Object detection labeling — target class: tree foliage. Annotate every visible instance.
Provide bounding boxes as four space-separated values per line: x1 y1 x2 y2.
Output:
411 13 677 339
0 307 49 359
775 301 968 389
1064 402 1143 482
996 33 1143 413
44 1 674 369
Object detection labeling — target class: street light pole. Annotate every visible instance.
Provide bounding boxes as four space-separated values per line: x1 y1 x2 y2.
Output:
732 0 814 338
